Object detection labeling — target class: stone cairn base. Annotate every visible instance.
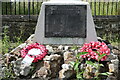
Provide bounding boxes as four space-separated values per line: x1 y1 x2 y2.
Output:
1 34 119 80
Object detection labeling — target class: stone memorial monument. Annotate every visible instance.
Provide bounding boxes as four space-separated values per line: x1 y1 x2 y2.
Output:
1 1 119 79
34 0 97 44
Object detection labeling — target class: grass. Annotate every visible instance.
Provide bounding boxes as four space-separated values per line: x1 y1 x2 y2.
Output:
111 42 120 47
2 27 24 54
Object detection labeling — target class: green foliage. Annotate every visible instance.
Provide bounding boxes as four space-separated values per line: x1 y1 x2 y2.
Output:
1 27 26 79
71 46 79 51
1 64 16 79
2 27 23 54
98 53 106 61
76 71 84 80
77 52 88 58
70 49 112 80
99 72 113 76
86 60 94 65
2 27 11 54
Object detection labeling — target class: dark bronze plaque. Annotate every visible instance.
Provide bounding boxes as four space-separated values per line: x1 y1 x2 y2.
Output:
45 5 87 38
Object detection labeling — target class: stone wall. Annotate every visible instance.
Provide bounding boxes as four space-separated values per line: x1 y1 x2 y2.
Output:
2 15 37 41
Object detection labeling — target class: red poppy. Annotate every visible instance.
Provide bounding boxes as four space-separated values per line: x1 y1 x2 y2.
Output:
20 43 48 62
80 41 110 61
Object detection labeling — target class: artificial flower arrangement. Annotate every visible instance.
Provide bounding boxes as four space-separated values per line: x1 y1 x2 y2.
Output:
71 41 112 80
20 43 48 62
79 41 110 61
20 41 112 79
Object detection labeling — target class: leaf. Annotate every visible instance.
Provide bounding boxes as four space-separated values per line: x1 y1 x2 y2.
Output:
99 54 106 60
76 74 82 79
94 51 100 56
74 62 80 70
98 53 101 57
106 72 113 75
69 61 75 66
100 54 106 58
94 77 100 80
77 72 84 79
99 64 104 67
77 76 82 79
71 46 78 50
99 72 112 76
99 73 108 76
94 51 99 54
76 52 88 57
86 61 94 65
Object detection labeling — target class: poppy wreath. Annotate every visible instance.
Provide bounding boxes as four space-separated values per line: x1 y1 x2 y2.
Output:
79 41 110 61
20 43 48 62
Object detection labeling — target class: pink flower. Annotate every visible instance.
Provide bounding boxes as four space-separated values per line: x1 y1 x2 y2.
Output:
94 55 99 60
101 56 107 61
79 41 110 61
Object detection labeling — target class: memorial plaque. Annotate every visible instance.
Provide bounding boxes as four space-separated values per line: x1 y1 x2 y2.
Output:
45 5 87 38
